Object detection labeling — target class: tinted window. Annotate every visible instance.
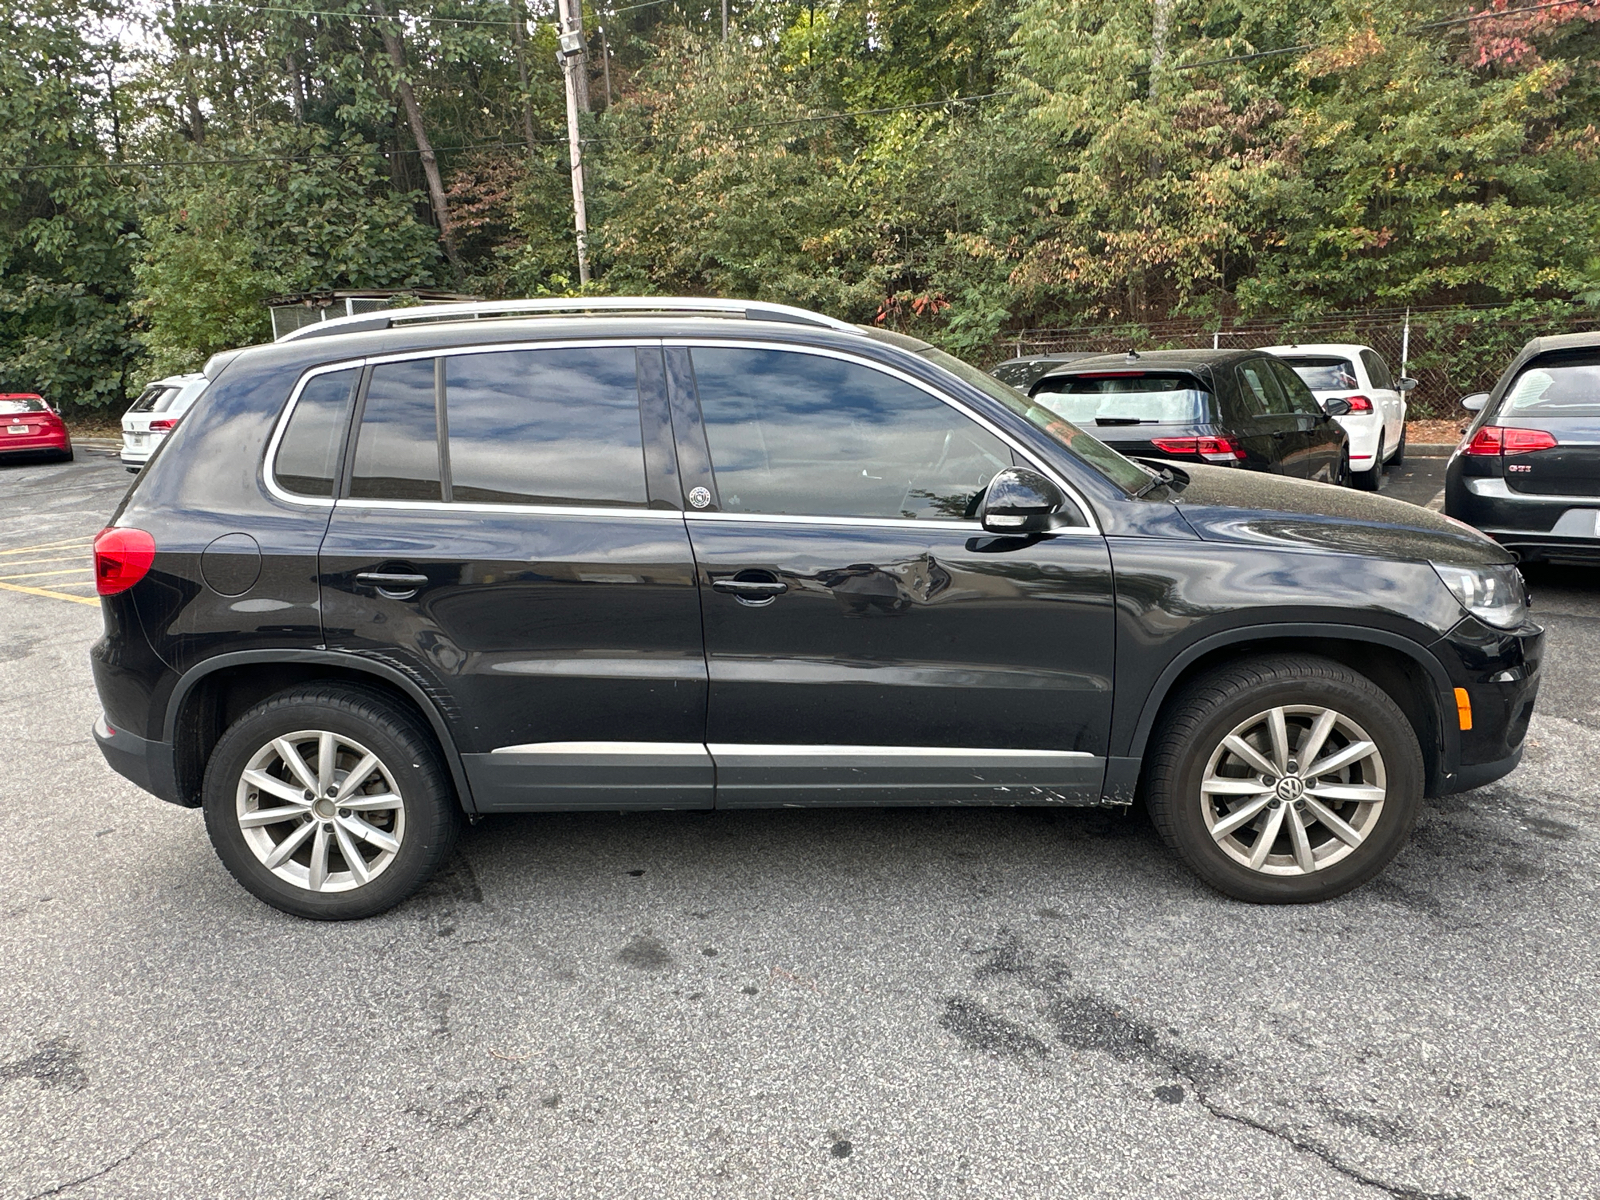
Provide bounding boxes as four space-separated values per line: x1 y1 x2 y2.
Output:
1268 359 1322 416
128 385 171 414
275 368 359 498
1361 350 1394 390
1501 356 1600 418
445 348 646 507
350 359 441 501
918 345 1150 497
1032 372 1207 425
1238 360 1291 416
1280 356 1358 391
0 396 46 414
692 347 1012 521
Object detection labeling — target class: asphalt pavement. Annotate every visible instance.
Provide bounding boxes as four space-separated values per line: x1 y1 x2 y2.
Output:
2 449 1598 1200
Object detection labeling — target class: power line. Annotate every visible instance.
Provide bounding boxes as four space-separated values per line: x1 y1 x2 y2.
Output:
0 136 562 174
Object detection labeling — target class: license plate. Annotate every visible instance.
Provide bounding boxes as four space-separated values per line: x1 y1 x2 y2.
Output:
7 424 27 435
130 434 146 447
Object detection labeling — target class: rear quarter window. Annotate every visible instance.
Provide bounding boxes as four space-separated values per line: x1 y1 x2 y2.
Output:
275 368 360 498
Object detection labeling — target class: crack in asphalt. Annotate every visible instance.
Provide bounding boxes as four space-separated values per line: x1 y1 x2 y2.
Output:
21 1136 160 1200
954 931 1468 1200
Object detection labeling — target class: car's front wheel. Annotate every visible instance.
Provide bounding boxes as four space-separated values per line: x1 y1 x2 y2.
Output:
1146 655 1423 903
202 684 461 919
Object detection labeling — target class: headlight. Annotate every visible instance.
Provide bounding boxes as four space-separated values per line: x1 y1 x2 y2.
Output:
1431 562 1528 629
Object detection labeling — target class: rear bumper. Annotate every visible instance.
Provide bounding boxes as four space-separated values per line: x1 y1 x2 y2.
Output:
92 713 187 807
1446 473 1600 560
0 433 70 455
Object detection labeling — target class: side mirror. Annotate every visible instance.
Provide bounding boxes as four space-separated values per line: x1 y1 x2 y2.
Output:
980 466 1067 535
1396 377 1418 392
1460 392 1489 412
1324 397 1353 417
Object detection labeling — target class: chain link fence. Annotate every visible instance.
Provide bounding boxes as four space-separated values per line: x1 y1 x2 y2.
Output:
989 304 1600 420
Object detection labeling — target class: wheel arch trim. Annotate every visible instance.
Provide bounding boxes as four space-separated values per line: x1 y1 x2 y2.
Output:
164 649 479 814
1122 623 1458 778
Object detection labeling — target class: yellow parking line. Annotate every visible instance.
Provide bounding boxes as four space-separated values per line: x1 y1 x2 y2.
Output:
0 568 93 581
0 555 90 570
0 538 93 557
0 579 99 607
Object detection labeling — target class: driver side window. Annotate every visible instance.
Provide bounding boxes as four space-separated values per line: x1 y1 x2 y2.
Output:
690 347 1014 521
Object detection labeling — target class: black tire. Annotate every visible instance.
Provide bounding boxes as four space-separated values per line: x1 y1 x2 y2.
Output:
1146 654 1424 904
202 684 461 919
1390 424 1407 467
1354 435 1382 491
1335 448 1352 488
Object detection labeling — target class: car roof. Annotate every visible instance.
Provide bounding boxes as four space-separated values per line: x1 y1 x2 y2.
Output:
1258 344 1372 357
1035 348 1260 379
1519 330 1600 357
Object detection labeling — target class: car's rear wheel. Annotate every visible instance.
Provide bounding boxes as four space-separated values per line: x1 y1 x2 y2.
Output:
202 684 460 919
1391 424 1407 466
1146 654 1423 903
1354 434 1383 490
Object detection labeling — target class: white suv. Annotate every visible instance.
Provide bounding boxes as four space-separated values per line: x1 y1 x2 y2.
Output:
120 373 207 472
1262 344 1415 490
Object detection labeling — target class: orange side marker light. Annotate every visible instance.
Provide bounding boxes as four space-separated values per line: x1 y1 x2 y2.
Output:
1454 688 1473 731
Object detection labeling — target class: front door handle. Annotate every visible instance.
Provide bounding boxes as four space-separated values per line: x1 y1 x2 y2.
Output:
711 572 788 607
355 571 429 599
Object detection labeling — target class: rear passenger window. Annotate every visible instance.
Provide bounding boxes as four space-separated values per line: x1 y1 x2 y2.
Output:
445 348 646 507
350 359 442 501
275 368 358 498
691 347 1013 521
1238 360 1291 416
1267 358 1321 416
1361 350 1394 390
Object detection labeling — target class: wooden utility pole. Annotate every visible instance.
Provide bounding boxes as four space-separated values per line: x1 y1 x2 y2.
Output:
555 0 591 283
722 0 729 40
371 0 460 268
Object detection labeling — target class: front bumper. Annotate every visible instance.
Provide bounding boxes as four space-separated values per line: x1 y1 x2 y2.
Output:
93 713 186 807
1428 615 1543 795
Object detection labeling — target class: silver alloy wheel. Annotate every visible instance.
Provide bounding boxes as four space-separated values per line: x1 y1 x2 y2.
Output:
235 730 406 892
1199 705 1386 876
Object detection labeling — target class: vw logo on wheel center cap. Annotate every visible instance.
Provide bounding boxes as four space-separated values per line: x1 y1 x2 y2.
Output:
1275 776 1306 802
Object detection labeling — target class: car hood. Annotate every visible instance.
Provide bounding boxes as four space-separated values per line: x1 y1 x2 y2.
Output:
1169 464 1512 566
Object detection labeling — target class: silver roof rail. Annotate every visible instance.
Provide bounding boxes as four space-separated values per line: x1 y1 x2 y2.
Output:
274 296 860 342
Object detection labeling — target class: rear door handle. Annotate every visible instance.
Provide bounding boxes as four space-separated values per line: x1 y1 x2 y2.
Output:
355 571 429 599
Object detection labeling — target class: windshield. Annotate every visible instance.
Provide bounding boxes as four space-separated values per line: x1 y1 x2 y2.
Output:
1031 372 1208 425
0 397 46 415
917 346 1156 494
1280 357 1359 391
1502 358 1600 418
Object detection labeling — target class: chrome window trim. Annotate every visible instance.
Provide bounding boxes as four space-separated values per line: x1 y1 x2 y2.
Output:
662 338 1102 535
685 511 977 532
264 338 659 511
332 497 684 519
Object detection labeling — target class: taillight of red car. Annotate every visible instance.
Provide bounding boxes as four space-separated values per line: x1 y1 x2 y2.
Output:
1462 426 1559 457
1150 435 1246 463
93 527 156 596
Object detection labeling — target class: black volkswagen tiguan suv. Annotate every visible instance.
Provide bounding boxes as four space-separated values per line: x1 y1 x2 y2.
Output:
90 298 1542 919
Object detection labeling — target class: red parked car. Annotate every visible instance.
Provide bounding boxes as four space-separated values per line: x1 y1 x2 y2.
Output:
0 394 73 462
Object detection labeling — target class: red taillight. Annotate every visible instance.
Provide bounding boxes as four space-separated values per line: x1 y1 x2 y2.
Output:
1151 435 1246 463
1462 426 1558 456
93 527 156 596
149 418 177 432
1341 394 1374 413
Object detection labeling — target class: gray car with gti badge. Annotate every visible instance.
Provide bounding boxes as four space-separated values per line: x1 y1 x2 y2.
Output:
1446 330 1600 563
88 298 1541 919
